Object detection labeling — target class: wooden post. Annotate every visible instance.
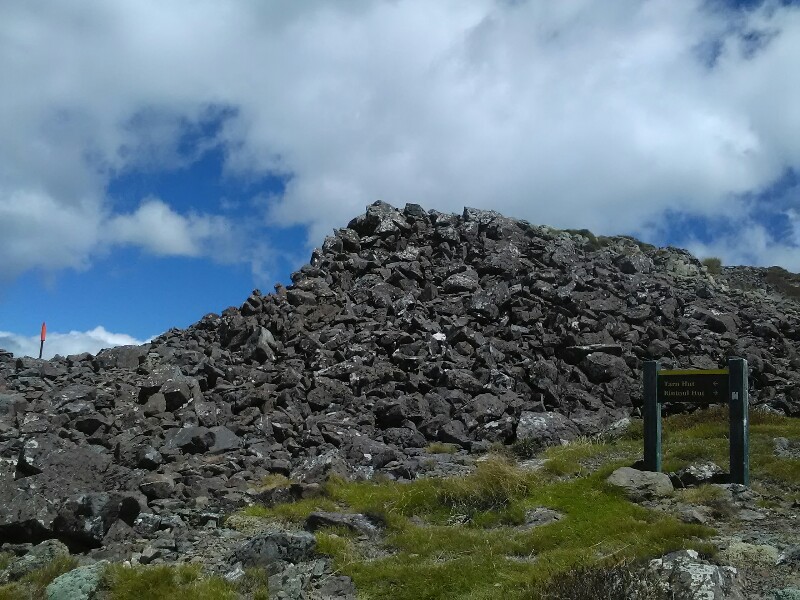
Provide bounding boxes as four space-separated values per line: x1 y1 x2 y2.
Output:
728 357 749 485
643 361 661 472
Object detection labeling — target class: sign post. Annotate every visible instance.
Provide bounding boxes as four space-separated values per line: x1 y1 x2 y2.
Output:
642 358 749 485
643 361 661 472
39 322 46 360
728 358 749 486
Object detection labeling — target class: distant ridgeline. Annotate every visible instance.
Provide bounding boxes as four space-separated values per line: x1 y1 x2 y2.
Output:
0 200 799 556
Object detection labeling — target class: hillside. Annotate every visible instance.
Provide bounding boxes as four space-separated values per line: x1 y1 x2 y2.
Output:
1 201 799 599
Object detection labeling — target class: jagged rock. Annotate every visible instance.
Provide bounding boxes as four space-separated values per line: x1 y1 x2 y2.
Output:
232 530 316 573
0 539 70 583
649 550 743 600
671 461 726 487
139 474 177 500
304 512 381 537
516 412 579 448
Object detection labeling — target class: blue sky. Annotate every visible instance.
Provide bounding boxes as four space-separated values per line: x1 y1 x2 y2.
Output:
1 0 800 358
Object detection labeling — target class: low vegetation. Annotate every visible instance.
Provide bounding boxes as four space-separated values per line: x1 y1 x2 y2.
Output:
701 256 723 274
425 442 459 454
2 407 796 600
104 564 239 600
0 555 78 600
237 406 799 600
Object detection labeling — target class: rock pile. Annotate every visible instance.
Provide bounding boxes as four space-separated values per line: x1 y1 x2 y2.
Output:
1 200 799 564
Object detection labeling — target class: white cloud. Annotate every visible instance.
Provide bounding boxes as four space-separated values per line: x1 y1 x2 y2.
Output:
105 198 231 257
2 0 800 276
0 326 149 359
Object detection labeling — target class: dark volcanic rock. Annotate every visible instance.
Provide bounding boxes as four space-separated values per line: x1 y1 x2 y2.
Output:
1 199 800 556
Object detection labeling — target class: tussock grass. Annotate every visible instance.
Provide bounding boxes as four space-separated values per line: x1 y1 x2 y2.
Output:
235 406 800 599
425 442 459 454
0 553 13 572
679 484 737 519
240 454 712 600
702 257 722 274
104 564 237 600
236 568 270 600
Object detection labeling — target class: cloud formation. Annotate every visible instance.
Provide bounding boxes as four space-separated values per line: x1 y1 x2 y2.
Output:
105 198 232 257
2 0 800 277
0 326 149 360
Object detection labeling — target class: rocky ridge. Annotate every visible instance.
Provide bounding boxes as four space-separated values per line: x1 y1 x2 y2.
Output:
1 201 800 597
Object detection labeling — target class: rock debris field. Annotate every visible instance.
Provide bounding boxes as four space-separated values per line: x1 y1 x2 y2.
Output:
1 201 799 599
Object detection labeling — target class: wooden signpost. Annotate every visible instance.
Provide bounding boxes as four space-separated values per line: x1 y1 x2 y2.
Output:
643 358 749 485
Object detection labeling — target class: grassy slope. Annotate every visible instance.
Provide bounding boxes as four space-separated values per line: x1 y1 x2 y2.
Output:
242 407 799 600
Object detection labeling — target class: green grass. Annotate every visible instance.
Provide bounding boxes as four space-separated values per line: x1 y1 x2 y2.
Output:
233 406 800 600
0 553 13 572
678 484 737 519
239 455 712 600
104 564 238 600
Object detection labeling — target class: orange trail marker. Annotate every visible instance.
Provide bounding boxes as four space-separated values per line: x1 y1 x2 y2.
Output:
39 322 46 359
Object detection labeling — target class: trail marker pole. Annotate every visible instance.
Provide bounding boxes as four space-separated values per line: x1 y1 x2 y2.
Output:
39 322 46 359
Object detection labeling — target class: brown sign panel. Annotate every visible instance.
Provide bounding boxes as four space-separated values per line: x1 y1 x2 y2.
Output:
657 369 729 404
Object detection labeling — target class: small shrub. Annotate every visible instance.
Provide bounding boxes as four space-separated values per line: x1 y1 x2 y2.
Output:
701 257 722 274
510 437 540 459
764 266 800 298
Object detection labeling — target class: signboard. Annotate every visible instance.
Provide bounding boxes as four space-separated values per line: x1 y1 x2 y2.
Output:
643 359 749 486
657 369 728 403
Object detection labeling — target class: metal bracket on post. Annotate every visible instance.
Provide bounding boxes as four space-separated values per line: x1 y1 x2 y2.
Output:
643 361 661 472
728 358 749 486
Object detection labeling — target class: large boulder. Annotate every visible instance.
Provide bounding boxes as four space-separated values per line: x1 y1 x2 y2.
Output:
606 467 673 501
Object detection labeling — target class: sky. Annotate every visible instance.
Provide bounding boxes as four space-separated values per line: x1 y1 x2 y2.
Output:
1 0 800 358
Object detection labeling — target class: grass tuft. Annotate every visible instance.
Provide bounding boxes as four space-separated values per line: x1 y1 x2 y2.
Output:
104 564 237 600
0 553 13 572
425 442 459 454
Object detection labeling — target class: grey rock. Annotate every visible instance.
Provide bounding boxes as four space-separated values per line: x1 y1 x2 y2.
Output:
139 474 176 500
649 550 743 600
305 512 381 537
45 561 108 600
233 530 316 573
516 411 579 448
162 426 214 454
671 461 726 487
606 467 673 501
1 539 70 583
